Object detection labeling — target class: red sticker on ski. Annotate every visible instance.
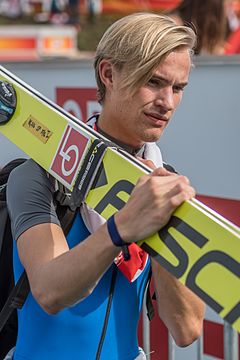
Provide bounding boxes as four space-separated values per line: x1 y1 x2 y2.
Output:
51 125 89 186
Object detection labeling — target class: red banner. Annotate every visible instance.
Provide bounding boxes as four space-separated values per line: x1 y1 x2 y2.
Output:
102 0 181 13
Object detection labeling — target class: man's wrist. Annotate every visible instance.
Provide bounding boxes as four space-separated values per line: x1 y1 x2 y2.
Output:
107 215 128 247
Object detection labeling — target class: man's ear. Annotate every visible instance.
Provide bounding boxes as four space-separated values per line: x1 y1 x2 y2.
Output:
98 59 113 88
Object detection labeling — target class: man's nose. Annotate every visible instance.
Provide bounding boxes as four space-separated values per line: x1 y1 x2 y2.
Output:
155 87 174 111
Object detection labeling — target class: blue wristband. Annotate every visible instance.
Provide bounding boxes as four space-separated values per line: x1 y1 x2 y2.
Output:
107 215 127 247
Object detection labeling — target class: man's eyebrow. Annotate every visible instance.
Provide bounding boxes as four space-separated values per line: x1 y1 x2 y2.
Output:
151 75 188 87
174 81 188 88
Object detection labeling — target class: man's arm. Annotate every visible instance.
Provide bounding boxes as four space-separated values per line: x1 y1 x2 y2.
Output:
8 161 120 314
17 221 119 314
151 259 205 347
115 166 205 346
16 166 201 319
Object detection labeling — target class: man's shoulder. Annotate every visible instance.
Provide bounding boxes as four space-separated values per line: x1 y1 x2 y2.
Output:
7 158 52 203
9 158 47 184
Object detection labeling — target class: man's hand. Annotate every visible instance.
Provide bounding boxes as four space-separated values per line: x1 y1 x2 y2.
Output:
115 165 195 243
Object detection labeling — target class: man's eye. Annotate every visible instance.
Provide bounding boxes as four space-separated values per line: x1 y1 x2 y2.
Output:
147 79 160 87
173 86 184 93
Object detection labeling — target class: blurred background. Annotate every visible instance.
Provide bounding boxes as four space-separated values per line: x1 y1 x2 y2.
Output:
0 0 240 58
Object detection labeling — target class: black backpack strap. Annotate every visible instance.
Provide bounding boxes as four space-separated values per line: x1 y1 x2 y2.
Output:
0 158 26 185
0 202 8 255
0 178 78 336
53 178 78 235
95 265 118 359
0 158 26 253
145 268 155 321
0 271 29 334
56 203 78 236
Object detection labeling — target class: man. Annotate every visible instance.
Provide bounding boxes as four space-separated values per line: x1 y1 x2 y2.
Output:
6 13 205 359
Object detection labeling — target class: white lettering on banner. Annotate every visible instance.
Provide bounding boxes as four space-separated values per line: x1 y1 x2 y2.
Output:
62 99 83 120
56 88 101 122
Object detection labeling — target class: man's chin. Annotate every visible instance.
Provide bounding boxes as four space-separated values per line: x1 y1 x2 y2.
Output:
141 128 164 143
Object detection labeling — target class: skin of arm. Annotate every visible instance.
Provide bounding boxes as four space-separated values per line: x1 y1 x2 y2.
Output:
17 222 120 314
151 259 205 347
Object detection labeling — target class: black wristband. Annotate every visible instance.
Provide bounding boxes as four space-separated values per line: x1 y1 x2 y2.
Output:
107 215 127 247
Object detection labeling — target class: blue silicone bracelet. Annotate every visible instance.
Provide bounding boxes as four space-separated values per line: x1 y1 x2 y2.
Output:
107 215 127 247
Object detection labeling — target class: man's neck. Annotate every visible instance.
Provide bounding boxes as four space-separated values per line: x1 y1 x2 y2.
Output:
97 125 145 156
89 114 145 157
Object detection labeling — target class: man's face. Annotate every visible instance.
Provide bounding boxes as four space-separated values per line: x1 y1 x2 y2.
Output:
101 47 191 148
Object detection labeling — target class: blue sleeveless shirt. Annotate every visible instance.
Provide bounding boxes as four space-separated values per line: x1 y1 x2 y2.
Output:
13 212 150 359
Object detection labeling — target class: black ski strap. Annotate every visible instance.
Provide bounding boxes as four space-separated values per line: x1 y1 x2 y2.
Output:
70 138 111 210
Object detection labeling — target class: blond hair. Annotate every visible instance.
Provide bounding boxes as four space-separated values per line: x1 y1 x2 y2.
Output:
94 12 196 103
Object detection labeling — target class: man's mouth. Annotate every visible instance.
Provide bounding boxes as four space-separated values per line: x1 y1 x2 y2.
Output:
144 112 168 126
